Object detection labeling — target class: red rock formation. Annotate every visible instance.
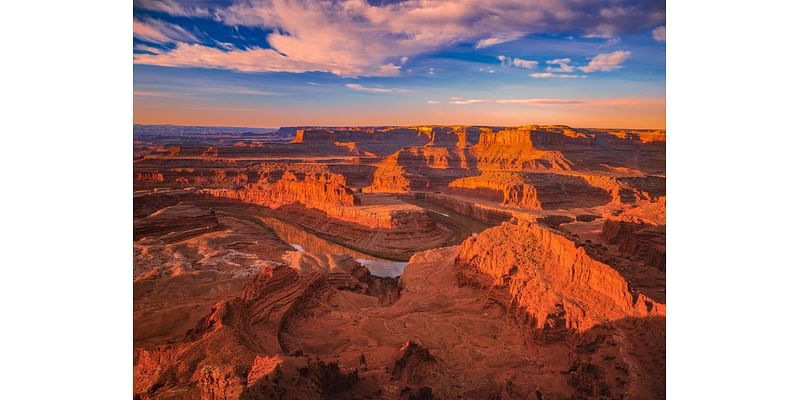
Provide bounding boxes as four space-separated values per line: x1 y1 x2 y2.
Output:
134 123 667 399
204 171 358 211
134 171 164 183
472 128 575 171
391 341 438 384
203 171 444 236
456 220 664 343
602 219 666 271
448 172 542 210
414 192 513 224
134 255 399 399
364 150 431 193
449 172 613 210
364 147 476 193
201 146 219 159
364 163 415 193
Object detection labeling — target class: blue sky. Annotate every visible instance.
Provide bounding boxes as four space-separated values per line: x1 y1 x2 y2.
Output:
133 0 666 128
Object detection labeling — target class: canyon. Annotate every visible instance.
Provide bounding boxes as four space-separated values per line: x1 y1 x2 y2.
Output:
134 124 666 399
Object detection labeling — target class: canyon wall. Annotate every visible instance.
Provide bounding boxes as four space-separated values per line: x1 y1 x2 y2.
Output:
448 172 542 210
455 220 665 343
603 219 666 272
204 171 440 232
472 128 575 172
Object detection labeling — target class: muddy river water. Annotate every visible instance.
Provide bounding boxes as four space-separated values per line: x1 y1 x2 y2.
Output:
257 216 409 277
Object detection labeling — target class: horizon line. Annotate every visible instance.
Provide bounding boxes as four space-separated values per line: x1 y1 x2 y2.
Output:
133 122 667 131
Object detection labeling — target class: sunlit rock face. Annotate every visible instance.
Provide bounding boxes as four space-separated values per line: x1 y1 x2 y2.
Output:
134 123 666 399
456 220 664 341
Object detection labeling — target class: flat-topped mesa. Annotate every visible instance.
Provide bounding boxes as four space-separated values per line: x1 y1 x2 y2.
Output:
607 129 667 143
473 128 575 171
448 172 542 210
448 172 612 210
289 126 428 145
202 170 356 212
397 146 475 170
415 125 483 148
455 219 664 344
203 171 436 231
363 147 478 194
273 171 359 207
290 128 334 143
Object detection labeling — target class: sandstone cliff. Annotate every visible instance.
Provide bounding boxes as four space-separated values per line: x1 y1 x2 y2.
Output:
455 220 664 343
448 172 542 210
472 128 575 171
602 219 666 272
203 171 443 235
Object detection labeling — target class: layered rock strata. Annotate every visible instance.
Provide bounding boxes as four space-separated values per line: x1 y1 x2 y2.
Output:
455 220 665 343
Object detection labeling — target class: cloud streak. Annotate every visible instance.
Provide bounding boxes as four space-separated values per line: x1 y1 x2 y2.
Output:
475 33 524 49
345 83 408 93
449 97 584 105
579 51 632 72
133 0 210 17
529 72 584 79
447 96 664 108
133 16 199 44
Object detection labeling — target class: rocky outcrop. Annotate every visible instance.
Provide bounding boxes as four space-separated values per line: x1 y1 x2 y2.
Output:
391 341 438 384
133 204 221 242
203 171 450 231
283 252 400 305
364 147 476 193
135 171 164 183
602 219 666 271
472 128 575 171
448 172 613 210
448 172 542 210
134 263 331 398
364 163 417 193
414 192 514 225
455 220 664 343
240 355 364 400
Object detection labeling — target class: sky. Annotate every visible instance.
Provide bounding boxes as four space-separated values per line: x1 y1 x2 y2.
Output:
133 0 666 129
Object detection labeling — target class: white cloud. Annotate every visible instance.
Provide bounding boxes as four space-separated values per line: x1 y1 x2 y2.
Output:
584 23 618 39
579 50 632 72
345 83 408 93
475 33 524 48
133 44 162 54
427 100 440 104
652 26 666 42
529 72 583 79
135 0 663 77
498 55 538 69
134 42 403 77
133 0 210 17
133 17 199 44
449 97 584 105
546 58 574 72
